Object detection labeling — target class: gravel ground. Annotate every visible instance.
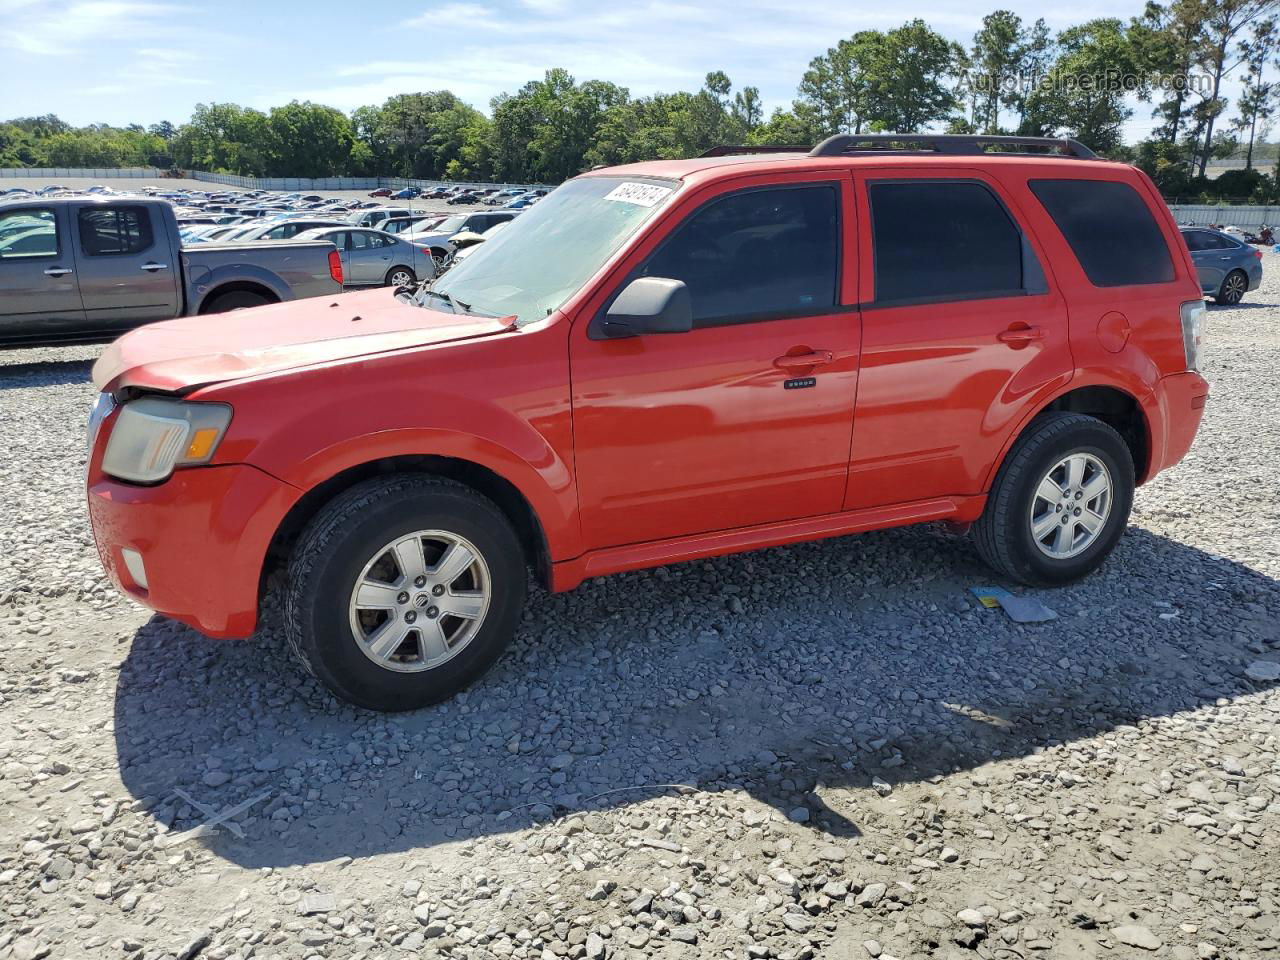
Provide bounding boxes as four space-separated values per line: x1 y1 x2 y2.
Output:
0 264 1277 960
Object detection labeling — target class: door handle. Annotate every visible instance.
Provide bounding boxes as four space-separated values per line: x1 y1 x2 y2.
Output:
773 350 834 371
44 267 73 277
997 325 1044 344
140 263 169 272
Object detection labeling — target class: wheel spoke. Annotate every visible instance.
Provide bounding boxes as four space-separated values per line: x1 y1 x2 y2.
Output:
1065 455 1086 489
393 536 427 582
1080 473 1109 503
418 619 450 660
1032 511 1059 541
1051 521 1072 555
366 618 412 661
440 590 485 620
1077 508 1105 535
355 580 401 609
431 542 475 586
1036 475 1064 505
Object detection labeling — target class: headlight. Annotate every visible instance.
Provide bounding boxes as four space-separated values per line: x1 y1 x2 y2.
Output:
101 397 233 484
1180 299 1206 372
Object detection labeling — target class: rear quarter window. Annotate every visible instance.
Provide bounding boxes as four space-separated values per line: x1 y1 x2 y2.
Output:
1029 179 1174 287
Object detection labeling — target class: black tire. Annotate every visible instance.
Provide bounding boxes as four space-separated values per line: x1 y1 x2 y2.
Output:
973 412 1134 586
1215 269 1248 305
284 475 526 711
202 290 272 313
385 266 416 287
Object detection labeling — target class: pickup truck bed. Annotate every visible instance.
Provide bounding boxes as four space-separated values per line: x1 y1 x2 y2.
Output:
1 197 342 347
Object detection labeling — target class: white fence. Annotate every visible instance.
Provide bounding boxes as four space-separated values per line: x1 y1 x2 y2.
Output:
0 167 164 178
1166 204 1280 228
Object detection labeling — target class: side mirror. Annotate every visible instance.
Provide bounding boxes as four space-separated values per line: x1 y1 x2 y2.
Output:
596 277 693 339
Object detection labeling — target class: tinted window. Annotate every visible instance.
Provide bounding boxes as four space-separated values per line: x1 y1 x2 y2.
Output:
869 181 1026 305
350 231 373 250
78 206 153 256
1181 231 1209 252
1030 179 1174 286
0 208 57 259
1201 233 1235 250
642 185 839 326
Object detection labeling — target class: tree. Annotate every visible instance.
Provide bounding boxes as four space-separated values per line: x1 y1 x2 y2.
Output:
731 86 763 131
1023 19 1139 153
970 10 1025 133
1232 16 1279 167
797 32 886 135
1188 0 1278 177
745 106 825 146
263 101 354 178
868 20 963 132
171 103 270 175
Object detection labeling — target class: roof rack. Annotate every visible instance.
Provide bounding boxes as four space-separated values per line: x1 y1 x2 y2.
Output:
699 144 809 158
809 134 1096 159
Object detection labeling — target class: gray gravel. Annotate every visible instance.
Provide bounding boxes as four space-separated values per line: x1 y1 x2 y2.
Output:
1 263 1278 960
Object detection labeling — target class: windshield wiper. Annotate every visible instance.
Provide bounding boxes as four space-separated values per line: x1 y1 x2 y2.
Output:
417 288 473 315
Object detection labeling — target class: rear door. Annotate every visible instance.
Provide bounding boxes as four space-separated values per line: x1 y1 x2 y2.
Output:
346 230 387 284
1181 230 1222 293
73 203 180 330
846 169 1073 509
0 205 86 341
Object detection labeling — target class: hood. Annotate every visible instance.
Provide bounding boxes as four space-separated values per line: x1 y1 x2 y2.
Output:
93 287 515 394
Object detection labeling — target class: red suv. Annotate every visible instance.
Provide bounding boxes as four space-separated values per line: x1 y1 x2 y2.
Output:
86 135 1209 711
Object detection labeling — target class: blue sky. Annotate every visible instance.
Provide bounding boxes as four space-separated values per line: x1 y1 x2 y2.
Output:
0 0 1246 141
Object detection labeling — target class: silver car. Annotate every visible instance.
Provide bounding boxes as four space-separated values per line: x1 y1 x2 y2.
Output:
233 218 347 243
1180 227 1263 305
293 227 435 287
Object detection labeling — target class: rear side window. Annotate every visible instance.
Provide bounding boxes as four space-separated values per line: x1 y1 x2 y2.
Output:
642 184 839 326
78 206 153 256
868 181 1030 305
1030 179 1174 286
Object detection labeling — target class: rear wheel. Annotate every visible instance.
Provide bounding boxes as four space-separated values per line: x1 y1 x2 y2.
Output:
285 476 526 711
203 290 272 313
385 266 416 287
974 412 1134 586
1215 269 1247 305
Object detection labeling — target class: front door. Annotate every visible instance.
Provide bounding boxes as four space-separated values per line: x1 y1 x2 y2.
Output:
0 205 86 342
845 169 1073 509
570 174 861 550
72 202 180 330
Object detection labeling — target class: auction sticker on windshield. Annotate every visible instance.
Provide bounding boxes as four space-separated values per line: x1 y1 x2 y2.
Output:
603 182 673 207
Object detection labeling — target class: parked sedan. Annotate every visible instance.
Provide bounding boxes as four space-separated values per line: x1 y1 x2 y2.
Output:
231 218 347 242
293 227 435 287
1180 227 1263 305
368 188 393 198
391 187 422 199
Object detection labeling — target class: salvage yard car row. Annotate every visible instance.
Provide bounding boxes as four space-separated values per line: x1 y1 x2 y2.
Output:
0 181 530 344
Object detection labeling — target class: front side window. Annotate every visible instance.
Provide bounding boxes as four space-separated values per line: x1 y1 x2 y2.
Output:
1030 179 1174 287
641 184 839 326
0 208 57 259
78 206 153 256
869 180 1028 305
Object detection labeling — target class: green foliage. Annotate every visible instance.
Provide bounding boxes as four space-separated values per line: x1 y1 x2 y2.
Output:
4 5 1278 190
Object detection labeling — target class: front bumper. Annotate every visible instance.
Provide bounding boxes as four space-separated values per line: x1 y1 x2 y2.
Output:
1149 370 1209 476
87 463 300 638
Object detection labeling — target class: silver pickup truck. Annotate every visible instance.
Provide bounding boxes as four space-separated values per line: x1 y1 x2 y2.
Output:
0 197 343 347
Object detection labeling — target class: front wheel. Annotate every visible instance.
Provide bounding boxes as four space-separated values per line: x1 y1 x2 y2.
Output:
285 476 527 711
1215 269 1247 305
973 412 1134 586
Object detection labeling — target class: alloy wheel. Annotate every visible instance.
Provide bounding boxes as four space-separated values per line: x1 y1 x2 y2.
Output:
1028 453 1112 560
347 530 491 673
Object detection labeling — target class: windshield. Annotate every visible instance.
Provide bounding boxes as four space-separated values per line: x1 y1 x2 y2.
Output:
422 176 677 325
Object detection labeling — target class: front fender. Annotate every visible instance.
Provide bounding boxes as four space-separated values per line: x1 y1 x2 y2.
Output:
194 334 580 559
